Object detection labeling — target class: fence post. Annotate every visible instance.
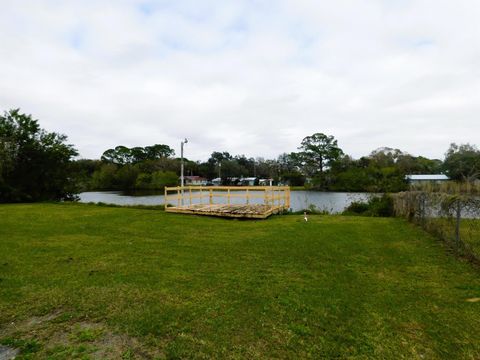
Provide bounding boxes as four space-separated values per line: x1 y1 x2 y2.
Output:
455 200 461 244
286 187 291 209
420 193 426 227
164 187 168 209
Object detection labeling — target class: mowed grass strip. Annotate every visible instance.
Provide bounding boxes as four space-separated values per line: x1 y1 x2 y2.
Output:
0 203 480 359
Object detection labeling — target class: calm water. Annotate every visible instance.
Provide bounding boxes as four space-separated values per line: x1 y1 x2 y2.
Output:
78 190 373 213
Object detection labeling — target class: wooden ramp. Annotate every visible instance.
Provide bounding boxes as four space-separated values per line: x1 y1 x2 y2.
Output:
164 186 290 219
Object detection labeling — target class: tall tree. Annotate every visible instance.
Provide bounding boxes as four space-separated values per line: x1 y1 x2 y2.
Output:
0 109 78 202
207 151 233 165
101 144 174 164
294 133 344 177
145 144 175 159
277 153 297 173
443 143 480 181
368 147 403 168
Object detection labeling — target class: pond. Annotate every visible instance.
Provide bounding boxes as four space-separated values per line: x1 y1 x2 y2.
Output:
78 190 374 213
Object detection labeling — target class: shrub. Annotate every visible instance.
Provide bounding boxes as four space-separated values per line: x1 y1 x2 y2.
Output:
343 194 394 217
91 164 117 190
345 201 370 214
135 173 152 189
150 171 178 189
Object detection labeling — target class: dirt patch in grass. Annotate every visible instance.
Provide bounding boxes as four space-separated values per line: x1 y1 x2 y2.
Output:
0 311 162 359
466 297 480 302
0 344 19 360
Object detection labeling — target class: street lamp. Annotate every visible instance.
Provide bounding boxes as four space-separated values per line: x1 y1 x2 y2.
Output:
180 138 188 188
180 138 188 204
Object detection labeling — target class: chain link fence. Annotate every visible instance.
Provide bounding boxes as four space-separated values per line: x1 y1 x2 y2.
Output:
393 191 480 263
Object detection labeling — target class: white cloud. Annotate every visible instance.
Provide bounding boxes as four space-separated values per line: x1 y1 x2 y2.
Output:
1 0 480 161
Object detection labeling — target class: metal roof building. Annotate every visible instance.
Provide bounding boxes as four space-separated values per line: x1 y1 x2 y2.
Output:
405 174 449 181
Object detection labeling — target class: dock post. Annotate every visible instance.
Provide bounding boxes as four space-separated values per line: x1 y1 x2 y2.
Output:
209 189 213 205
164 187 168 209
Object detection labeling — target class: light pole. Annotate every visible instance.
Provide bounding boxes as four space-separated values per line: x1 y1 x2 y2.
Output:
180 138 188 204
218 162 222 180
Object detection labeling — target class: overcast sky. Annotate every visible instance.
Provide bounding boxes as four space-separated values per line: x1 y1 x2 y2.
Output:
1 1 479 161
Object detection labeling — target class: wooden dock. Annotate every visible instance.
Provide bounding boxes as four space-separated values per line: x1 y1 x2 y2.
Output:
164 186 290 219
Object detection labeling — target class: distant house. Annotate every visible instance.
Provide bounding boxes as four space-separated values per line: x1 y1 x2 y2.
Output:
405 174 449 185
239 177 258 186
211 177 222 186
259 178 273 186
227 177 240 186
184 176 207 186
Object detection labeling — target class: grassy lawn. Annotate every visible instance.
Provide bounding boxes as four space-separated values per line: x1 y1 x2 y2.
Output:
1 204 480 359
461 219 480 257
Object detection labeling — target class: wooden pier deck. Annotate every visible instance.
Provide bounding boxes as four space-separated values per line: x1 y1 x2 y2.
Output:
166 204 284 219
164 186 290 219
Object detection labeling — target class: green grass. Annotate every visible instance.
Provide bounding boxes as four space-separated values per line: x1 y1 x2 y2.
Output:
420 218 480 261
289 186 309 191
1 203 480 359
461 219 480 256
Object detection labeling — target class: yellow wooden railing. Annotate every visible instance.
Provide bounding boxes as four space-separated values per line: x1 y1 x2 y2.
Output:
164 186 291 209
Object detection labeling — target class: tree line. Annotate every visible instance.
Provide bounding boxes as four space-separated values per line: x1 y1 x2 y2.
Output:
1 109 480 202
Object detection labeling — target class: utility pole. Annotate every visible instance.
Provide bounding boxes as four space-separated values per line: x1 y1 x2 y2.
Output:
180 138 188 204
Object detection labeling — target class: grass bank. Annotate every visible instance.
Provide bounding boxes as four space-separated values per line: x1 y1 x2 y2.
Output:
1 204 480 359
